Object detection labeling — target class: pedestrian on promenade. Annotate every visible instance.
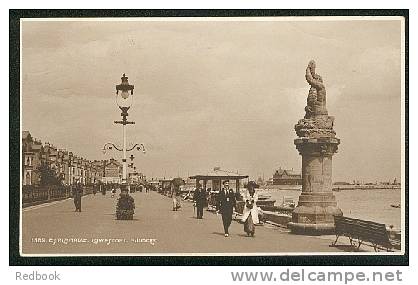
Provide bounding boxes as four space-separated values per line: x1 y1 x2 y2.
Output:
111 187 116 198
241 181 259 237
73 183 82 212
217 180 236 237
172 184 181 211
193 183 206 219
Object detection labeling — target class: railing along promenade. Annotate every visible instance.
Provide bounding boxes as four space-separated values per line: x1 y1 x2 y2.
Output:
22 185 98 207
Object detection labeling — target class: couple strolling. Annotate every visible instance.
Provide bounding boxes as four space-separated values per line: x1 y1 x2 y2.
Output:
218 180 259 237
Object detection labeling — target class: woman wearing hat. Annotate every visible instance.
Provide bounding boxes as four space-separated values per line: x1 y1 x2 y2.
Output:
241 181 259 237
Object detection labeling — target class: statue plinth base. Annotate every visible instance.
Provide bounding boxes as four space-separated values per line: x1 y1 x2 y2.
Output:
288 194 343 235
290 133 342 235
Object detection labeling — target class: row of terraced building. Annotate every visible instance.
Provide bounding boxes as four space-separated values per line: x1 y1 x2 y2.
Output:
22 131 123 186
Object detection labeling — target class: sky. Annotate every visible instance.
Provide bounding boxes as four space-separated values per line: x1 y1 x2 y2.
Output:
21 18 404 182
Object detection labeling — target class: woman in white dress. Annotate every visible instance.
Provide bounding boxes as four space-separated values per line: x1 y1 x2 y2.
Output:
241 182 259 237
172 184 181 211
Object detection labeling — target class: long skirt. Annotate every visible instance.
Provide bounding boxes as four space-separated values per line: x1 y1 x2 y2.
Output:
244 213 255 236
173 196 181 210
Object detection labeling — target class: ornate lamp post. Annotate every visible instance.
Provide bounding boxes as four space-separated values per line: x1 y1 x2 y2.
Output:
116 73 134 187
102 74 146 220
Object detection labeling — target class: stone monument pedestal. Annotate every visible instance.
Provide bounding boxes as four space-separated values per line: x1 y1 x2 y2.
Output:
288 138 342 235
288 60 343 235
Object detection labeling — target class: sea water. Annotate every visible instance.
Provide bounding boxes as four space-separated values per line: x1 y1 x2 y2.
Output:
258 188 402 229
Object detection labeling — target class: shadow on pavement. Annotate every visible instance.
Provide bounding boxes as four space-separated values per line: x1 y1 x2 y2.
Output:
211 232 226 236
329 244 367 252
236 233 252 237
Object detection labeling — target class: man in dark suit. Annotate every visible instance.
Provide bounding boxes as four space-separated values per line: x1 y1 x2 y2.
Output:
193 183 206 219
217 180 236 237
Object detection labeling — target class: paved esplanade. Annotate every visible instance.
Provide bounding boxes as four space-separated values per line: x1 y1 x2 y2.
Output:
22 191 338 254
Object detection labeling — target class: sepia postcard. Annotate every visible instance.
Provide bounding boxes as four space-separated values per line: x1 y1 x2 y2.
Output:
10 10 408 264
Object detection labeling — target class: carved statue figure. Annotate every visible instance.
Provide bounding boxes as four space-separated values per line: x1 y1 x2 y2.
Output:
295 60 335 139
305 60 327 117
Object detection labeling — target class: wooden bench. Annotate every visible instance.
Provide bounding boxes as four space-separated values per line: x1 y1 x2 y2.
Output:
331 216 401 252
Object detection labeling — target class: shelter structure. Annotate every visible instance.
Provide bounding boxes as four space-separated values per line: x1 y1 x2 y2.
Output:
159 179 172 195
189 167 249 196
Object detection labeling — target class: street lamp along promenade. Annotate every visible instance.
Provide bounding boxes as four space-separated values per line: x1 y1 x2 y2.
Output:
102 142 146 153
102 74 145 220
115 73 134 189
102 142 146 186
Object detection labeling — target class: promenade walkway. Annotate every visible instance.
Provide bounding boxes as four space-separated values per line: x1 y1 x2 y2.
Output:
22 191 347 255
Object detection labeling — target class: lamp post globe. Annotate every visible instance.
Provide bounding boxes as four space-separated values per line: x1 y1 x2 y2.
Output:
116 73 134 112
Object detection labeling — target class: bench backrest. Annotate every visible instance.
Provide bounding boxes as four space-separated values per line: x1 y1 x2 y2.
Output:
334 216 391 246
